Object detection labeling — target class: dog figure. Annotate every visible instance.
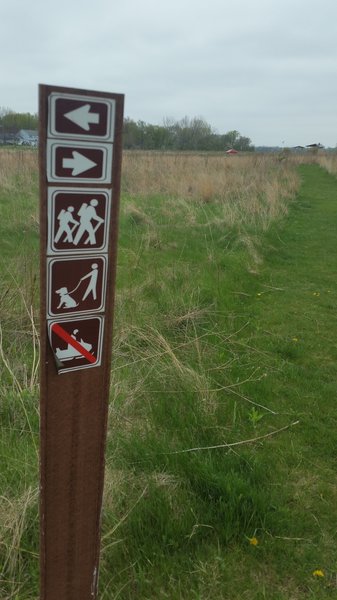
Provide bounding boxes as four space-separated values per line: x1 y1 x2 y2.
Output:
56 287 78 309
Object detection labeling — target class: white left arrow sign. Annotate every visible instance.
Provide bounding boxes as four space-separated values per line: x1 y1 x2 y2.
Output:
62 151 97 176
64 104 100 131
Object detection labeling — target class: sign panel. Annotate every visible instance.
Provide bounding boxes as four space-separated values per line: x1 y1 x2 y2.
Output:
47 188 111 254
48 93 115 141
48 316 104 373
47 255 107 317
40 84 124 600
47 139 113 183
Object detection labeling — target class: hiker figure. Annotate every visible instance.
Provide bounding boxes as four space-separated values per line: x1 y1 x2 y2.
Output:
54 206 79 243
73 199 104 246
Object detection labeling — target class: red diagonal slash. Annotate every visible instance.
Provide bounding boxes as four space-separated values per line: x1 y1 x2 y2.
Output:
51 323 96 363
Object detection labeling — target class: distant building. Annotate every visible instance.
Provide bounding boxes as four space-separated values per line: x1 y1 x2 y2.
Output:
17 129 38 146
0 132 17 145
306 143 324 152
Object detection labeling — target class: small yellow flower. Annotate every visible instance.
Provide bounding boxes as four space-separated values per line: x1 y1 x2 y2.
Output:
257 293 262 296
313 292 320 297
292 337 298 342
312 569 324 578
248 536 258 546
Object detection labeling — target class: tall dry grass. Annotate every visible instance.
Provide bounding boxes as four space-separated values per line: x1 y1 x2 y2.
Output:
122 151 300 230
0 149 38 193
316 152 337 177
0 149 39 237
0 148 306 598
0 148 301 231
0 147 303 415
0 148 302 387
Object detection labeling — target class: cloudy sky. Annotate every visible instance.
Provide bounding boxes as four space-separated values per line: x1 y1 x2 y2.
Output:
1 0 337 146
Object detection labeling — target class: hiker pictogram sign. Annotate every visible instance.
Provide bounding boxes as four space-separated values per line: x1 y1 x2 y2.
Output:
47 187 111 255
48 316 104 373
47 255 107 317
48 93 115 141
47 139 113 183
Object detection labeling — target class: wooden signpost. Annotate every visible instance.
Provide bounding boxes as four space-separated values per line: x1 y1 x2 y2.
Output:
39 84 124 599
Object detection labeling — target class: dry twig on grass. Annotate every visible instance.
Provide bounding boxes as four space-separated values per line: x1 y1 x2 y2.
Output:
165 420 300 455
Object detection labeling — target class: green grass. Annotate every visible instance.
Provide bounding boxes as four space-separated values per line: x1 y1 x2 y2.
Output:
100 164 337 598
1 161 337 598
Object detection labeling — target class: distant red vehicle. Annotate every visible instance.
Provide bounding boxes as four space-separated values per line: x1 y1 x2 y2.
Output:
225 148 239 154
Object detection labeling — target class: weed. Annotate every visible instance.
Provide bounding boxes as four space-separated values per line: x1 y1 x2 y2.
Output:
247 407 264 427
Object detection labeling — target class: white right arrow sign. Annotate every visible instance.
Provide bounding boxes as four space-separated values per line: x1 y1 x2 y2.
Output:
64 104 100 131
62 151 97 176
47 139 112 183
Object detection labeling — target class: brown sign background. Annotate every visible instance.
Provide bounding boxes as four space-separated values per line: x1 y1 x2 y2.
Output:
39 84 124 600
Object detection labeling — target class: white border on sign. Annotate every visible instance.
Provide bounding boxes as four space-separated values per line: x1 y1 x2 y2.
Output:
48 93 115 141
47 315 104 374
47 255 108 318
46 139 113 184
47 187 112 255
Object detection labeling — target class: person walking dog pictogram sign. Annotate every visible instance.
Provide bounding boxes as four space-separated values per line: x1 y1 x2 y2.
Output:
47 256 107 317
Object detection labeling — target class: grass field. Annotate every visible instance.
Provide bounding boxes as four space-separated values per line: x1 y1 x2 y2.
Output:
1 149 337 599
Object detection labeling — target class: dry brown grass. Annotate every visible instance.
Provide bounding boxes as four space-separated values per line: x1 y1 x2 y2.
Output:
0 149 39 238
0 487 39 599
0 148 301 231
122 151 301 229
316 152 337 176
0 149 38 193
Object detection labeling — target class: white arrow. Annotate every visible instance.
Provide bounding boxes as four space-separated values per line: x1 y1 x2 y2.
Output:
64 104 100 131
62 151 97 176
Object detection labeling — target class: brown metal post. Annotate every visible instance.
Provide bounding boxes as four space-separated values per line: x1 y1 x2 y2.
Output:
39 84 124 599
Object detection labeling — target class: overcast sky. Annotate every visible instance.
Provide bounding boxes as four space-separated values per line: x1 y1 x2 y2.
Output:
1 0 337 146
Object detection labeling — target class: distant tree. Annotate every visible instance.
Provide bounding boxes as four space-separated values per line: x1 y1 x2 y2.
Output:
0 108 38 133
143 124 171 149
166 116 212 150
235 135 254 151
122 116 254 152
123 118 141 149
223 130 240 149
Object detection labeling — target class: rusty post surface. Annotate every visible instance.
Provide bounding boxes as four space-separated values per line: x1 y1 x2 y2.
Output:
39 84 124 599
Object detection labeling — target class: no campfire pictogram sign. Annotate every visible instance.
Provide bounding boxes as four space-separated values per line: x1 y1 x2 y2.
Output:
48 317 104 373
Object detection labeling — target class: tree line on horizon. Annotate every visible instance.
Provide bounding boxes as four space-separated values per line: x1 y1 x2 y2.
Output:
0 107 254 151
0 107 38 133
123 117 254 151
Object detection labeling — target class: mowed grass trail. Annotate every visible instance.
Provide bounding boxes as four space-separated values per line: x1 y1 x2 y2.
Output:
216 163 337 598
100 163 337 599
